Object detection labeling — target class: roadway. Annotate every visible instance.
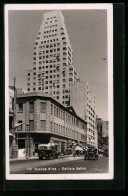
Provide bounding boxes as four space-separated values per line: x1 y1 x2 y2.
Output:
10 155 108 174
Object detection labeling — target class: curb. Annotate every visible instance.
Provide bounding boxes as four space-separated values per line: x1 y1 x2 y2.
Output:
10 155 83 161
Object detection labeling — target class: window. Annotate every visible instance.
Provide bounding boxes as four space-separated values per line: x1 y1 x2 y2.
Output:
51 104 53 114
40 102 46 113
29 120 34 130
41 120 46 131
18 103 23 112
17 120 22 131
28 73 30 76
29 102 34 112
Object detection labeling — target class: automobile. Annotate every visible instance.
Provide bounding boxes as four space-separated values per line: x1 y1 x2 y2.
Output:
84 147 98 160
38 143 58 160
103 149 109 157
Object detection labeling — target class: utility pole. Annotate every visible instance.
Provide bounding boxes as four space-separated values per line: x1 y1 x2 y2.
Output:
13 77 16 130
12 77 17 158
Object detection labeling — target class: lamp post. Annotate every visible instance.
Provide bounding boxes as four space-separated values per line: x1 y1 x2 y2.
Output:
26 122 29 159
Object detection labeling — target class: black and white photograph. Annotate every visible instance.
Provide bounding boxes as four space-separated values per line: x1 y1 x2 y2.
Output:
5 3 113 180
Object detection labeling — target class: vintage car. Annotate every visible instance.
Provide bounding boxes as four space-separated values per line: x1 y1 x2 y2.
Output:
38 144 58 160
84 147 98 160
103 149 109 157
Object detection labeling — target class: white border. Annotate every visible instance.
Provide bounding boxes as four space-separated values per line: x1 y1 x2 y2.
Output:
5 3 113 180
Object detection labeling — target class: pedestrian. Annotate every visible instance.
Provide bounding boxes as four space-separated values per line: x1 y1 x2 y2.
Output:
73 152 76 158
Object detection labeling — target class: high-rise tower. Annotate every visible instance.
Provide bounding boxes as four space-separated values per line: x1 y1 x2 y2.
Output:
70 81 97 148
27 11 79 106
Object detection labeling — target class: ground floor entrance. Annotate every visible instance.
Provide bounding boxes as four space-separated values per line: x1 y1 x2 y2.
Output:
14 132 86 157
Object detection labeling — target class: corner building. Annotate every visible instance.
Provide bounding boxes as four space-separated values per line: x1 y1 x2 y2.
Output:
15 92 87 156
27 11 79 106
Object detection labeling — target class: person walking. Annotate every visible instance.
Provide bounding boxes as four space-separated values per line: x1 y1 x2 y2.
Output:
73 152 76 158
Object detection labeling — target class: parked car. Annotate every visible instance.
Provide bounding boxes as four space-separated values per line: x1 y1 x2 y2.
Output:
38 149 58 160
84 147 98 160
103 149 109 157
38 143 58 160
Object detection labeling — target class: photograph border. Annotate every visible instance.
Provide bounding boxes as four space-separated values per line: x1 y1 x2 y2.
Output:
0 1 125 191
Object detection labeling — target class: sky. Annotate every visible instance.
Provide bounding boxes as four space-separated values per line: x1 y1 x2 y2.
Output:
8 9 108 120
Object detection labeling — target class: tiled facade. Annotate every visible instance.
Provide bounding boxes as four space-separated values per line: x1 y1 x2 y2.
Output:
15 92 87 155
27 11 79 106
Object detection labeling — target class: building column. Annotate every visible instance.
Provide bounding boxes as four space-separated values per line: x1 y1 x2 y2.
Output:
65 142 67 153
59 141 61 153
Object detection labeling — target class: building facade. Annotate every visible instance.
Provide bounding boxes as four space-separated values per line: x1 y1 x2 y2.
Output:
70 81 97 148
9 86 14 130
96 117 104 148
102 121 109 137
15 92 87 156
27 11 79 106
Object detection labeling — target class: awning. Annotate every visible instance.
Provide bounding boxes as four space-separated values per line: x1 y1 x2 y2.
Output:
9 133 13 136
75 146 83 151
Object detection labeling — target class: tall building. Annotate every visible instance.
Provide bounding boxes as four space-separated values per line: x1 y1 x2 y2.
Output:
70 81 97 148
27 11 79 106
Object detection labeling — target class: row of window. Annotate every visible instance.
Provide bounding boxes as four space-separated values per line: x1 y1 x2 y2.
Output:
27 83 67 91
17 119 86 140
35 38 59 46
18 102 46 113
51 104 86 130
87 110 95 118
45 19 57 24
44 34 57 39
44 24 57 28
51 122 86 140
88 135 95 140
33 64 59 70
46 16 57 20
44 29 57 34
87 104 95 113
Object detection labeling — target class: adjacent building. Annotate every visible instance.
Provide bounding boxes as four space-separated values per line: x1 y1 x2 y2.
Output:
70 81 97 148
102 121 109 137
96 117 109 148
9 86 14 130
15 92 87 156
96 117 104 148
27 10 79 106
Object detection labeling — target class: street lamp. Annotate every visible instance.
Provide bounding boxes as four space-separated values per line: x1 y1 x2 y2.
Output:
26 121 30 159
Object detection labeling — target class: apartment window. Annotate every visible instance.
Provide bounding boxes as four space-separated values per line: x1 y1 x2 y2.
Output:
54 106 56 116
51 104 53 114
29 102 34 112
28 73 30 76
29 120 34 130
18 103 23 112
17 120 22 131
40 102 46 113
41 120 46 131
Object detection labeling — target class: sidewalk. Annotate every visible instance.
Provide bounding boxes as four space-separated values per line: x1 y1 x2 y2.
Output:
10 154 83 161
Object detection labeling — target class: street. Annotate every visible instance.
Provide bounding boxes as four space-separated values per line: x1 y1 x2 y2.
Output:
10 155 108 174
